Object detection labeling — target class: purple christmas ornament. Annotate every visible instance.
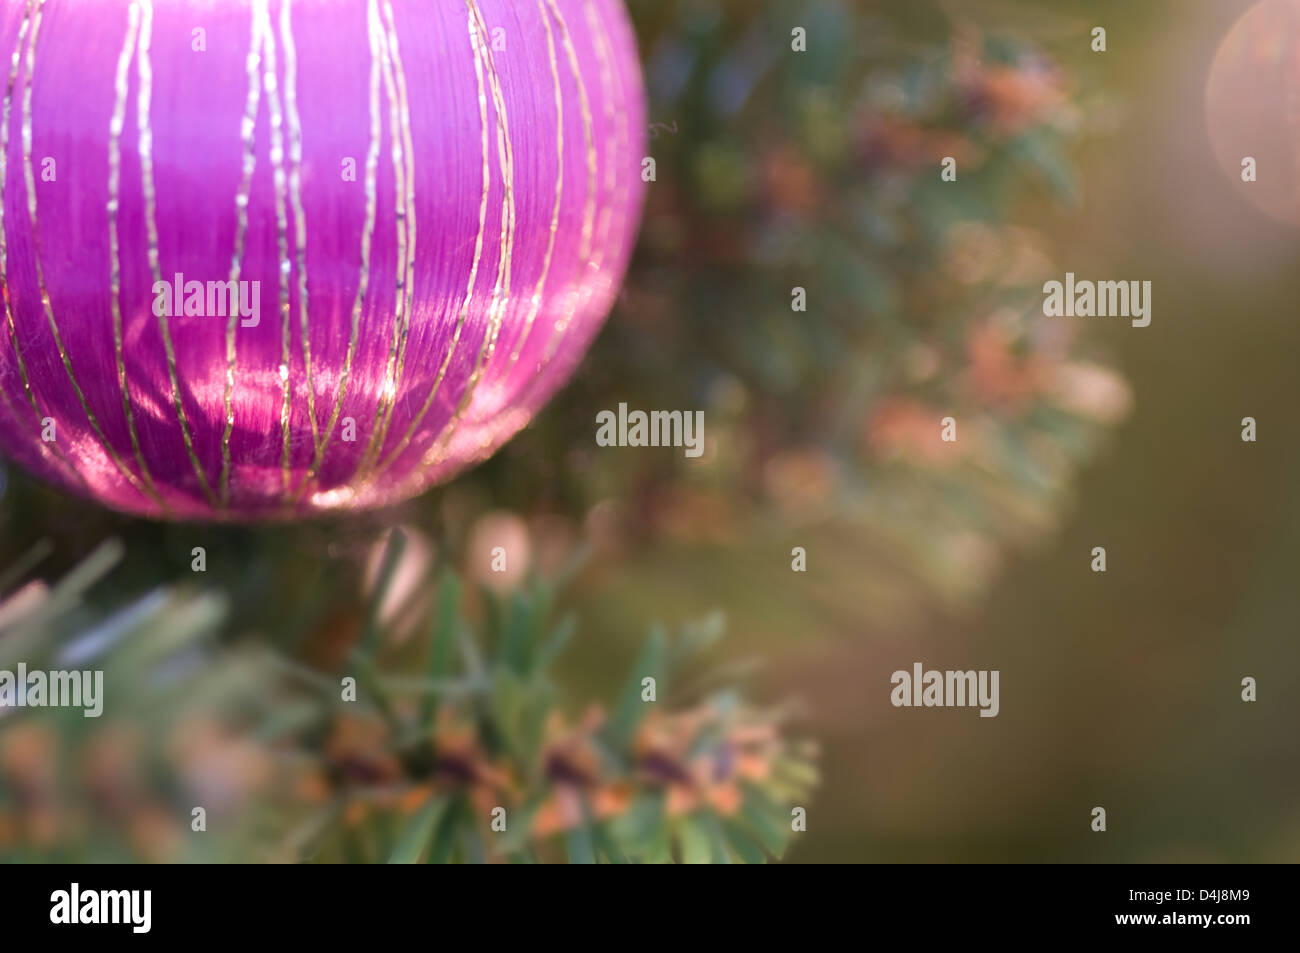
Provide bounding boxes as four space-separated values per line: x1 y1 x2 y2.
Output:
0 0 646 519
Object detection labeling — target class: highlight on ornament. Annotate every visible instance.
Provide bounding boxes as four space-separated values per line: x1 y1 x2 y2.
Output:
0 0 646 519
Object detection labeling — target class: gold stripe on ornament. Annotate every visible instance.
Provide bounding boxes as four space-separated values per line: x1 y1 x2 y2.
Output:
544 0 596 262
356 0 414 475
0 0 88 492
519 0 597 381
584 0 617 273
536 0 627 370
290 0 384 501
542 0 624 364
24 0 164 506
363 0 495 484
108 1 167 508
0 0 38 422
251 0 295 499
394 0 517 474
139 0 219 507
359 0 417 469
586 0 626 261
382 0 417 451
501 0 565 375
595 0 631 247
280 0 317 454
217 0 266 507
472 0 602 450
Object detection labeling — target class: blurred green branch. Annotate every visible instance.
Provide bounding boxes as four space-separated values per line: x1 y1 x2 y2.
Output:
0 531 815 864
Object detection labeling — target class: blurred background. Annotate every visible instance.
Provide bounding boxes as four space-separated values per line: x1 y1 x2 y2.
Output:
2 0 1298 862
